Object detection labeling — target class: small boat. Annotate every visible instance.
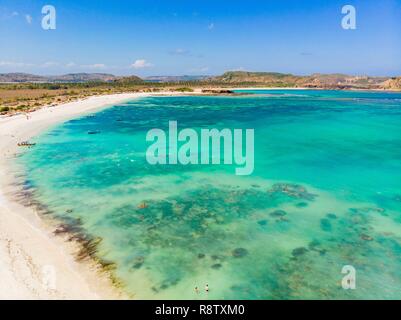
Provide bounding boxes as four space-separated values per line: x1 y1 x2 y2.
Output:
138 202 148 209
17 141 36 147
87 130 101 135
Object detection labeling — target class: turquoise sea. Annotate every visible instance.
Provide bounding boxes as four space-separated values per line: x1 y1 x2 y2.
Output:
19 90 401 299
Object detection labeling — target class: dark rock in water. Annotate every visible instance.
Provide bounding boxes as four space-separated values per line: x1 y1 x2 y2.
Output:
54 224 68 235
87 130 101 135
360 234 374 241
211 263 222 269
349 208 358 214
308 240 328 255
232 248 248 258
202 89 235 94
320 218 332 232
258 219 268 226
198 253 205 259
308 239 321 249
268 183 317 201
373 207 385 213
292 247 308 257
132 256 145 269
270 210 287 217
326 213 337 219
133 262 143 269
160 283 169 290
230 285 243 291
296 202 308 208
168 276 181 286
66 209 73 213
211 255 221 260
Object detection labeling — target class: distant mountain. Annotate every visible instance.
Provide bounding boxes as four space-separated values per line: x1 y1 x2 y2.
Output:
0 72 135 83
0 73 208 83
301 73 389 89
113 75 145 83
213 71 399 90
215 71 300 86
144 75 211 82
381 77 401 90
0 71 399 90
0 73 47 83
49 73 118 82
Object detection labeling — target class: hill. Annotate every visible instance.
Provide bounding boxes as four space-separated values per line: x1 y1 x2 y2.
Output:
49 73 118 82
0 73 47 83
145 75 210 82
381 77 401 90
113 75 145 83
0 72 129 83
213 71 399 90
0 71 400 90
215 71 300 86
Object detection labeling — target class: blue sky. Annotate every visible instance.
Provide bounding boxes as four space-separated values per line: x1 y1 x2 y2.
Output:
1 0 400 76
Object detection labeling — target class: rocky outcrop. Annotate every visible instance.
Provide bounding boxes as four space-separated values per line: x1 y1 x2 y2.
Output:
381 77 401 90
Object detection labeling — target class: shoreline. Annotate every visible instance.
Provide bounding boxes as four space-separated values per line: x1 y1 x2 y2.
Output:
0 92 185 299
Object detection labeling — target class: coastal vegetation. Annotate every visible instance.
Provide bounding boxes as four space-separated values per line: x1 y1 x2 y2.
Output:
1 71 400 115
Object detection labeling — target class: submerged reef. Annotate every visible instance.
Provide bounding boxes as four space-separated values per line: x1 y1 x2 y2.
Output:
18 172 401 299
98 182 327 297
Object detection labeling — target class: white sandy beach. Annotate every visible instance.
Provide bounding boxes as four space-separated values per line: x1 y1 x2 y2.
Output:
0 92 183 299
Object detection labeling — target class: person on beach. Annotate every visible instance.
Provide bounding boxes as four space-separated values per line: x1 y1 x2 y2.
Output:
205 284 209 293
194 286 199 294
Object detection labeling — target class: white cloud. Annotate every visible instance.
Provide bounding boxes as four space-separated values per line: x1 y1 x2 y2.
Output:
190 66 209 73
208 23 215 30
131 59 153 69
66 62 76 67
11 11 19 17
169 49 204 59
169 48 190 56
91 63 106 69
0 61 34 67
25 14 32 24
41 61 59 68
81 63 106 69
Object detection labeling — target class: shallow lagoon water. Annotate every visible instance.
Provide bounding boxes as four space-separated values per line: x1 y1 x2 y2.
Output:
20 90 401 299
